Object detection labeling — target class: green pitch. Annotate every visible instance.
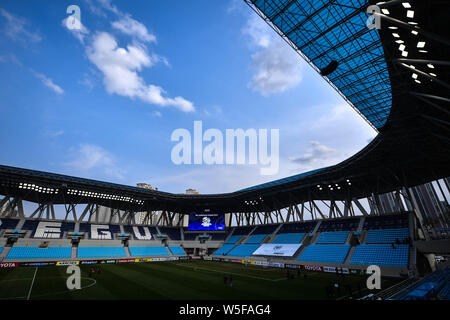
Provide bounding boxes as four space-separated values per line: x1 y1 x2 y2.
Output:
0 261 400 300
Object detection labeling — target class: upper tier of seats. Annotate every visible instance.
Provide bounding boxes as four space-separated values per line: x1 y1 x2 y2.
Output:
78 246 126 258
318 218 360 232
225 235 242 244
158 227 181 240
298 245 350 264
365 228 409 244
252 224 278 234
227 244 260 257
232 226 255 235
245 234 268 244
0 218 20 230
272 233 305 244
169 246 186 255
6 246 71 260
208 233 227 241
183 229 198 241
21 220 75 238
128 246 169 257
278 221 316 233
79 223 120 239
364 213 409 230
123 226 156 240
316 231 349 244
350 244 409 267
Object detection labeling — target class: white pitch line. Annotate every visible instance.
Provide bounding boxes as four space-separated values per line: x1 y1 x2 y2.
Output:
173 263 286 282
26 267 38 300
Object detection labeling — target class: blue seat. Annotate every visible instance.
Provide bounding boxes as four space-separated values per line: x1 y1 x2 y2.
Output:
227 244 260 257
169 246 186 255
350 244 409 267
213 244 235 255
7 246 71 260
298 245 350 263
77 246 126 258
365 228 409 244
225 235 242 244
272 233 305 244
316 231 349 244
245 234 268 244
128 246 169 257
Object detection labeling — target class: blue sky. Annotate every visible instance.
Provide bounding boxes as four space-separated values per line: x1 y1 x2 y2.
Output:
0 0 377 194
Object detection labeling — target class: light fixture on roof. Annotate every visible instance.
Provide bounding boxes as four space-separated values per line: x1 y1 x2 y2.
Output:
401 51 408 57
399 44 406 51
427 64 434 69
395 40 404 44
382 9 390 15
392 33 400 38
388 26 398 30
411 30 418 35
402 2 411 8
408 22 418 25
415 80 421 84
417 41 426 48
407 10 414 18
412 73 418 79
418 50 428 53
430 73 437 77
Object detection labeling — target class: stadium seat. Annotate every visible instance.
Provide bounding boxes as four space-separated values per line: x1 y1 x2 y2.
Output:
298 245 350 264
365 228 409 244
225 235 242 244
350 244 409 267
77 246 126 259
315 231 349 244
213 244 235 255
6 246 71 260
169 246 186 255
272 233 305 244
128 246 170 257
226 244 260 257
245 234 268 244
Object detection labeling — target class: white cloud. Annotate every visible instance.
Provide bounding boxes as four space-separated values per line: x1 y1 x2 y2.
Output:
289 141 337 166
0 8 41 43
86 32 195 112
243 14 302 95
31 70 64 95
112 15 156 43
66 144 125 179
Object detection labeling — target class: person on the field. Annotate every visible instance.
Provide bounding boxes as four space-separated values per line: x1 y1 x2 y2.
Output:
223 275 227 285
229 275 233 287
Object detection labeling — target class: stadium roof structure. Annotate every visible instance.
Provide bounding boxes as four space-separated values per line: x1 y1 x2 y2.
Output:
0 0 449 219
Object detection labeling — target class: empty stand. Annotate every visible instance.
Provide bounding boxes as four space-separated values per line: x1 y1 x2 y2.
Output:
158 227 181 240
365 228 409 244
77 246 126 259
129 246 169 257
225 235 242 244
316 231 349 244
168 246 186 255
298 245 350 264
7 246 71 260
227 244 260 257
350 244 409 267
245 234 268 244
318 218 360 232
213 244 235 255
272 233 305 244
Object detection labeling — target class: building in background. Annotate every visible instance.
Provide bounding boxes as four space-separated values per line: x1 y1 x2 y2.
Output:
186 189 199 195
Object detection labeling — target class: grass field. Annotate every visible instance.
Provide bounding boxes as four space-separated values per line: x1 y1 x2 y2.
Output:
0 261 401 300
